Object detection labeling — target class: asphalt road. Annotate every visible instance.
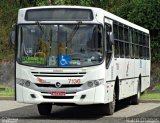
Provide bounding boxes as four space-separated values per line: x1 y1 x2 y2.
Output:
0 100 160 123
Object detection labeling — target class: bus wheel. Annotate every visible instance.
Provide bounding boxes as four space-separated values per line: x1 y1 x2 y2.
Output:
131 82 141 105
37 103 52 115
104 91 116 115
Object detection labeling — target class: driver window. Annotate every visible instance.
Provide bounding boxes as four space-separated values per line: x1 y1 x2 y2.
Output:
22 26 42 56
105 23 112 52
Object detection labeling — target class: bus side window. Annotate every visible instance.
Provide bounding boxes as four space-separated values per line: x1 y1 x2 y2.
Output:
125 42 130 58
120 41 125 58
124 26 129 58
129 28 134 58
146 35 150 59
118 24 125 58
119 24 123 40
113 22 119 58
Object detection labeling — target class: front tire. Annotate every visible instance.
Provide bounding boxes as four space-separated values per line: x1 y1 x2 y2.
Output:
37 103 52 115
103 91 116 115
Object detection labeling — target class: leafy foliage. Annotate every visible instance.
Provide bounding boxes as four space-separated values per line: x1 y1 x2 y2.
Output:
0 0 18 61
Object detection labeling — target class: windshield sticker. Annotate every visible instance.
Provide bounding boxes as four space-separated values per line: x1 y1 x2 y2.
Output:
59 55 71 66
31 29 35 33
22 56 46 65
70 59 81 65
87 59 92 62
26 48 33 55
48 56 57 66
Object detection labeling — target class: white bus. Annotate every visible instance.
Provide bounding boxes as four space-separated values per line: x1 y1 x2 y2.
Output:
12 6 151 115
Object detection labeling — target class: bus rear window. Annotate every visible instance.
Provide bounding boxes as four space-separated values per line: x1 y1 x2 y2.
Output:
25 8 93 21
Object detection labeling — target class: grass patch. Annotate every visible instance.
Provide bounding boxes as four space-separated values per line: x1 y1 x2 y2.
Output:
154 84 160 90
141 84 160 100
141 93 160 100
0 85 14 97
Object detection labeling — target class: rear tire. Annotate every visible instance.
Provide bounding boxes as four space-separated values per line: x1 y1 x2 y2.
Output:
37 103 52 115
103 91 116 115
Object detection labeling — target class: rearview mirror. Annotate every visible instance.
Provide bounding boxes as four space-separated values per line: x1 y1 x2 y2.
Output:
9 30 15 45
9 24 16 46
107 32 114 45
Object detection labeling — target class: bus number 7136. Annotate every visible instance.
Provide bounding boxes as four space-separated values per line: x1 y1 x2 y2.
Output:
68 79 81 84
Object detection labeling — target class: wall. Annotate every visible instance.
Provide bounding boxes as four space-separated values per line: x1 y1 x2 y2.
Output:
0 62 14 87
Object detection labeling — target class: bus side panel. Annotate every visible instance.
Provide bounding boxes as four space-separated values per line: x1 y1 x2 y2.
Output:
114 58 125 80
103 82 115 104
16 84 24 102
94 85 105 103
16 63 24 102
133 59 140 92
125 59 135 97
141 60 150 92
114 58 125 99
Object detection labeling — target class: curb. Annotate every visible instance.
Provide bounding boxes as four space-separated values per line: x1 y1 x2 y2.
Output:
140 99 160 103
0 96 14 100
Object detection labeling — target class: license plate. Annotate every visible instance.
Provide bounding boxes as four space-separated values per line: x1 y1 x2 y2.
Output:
51 92 66 96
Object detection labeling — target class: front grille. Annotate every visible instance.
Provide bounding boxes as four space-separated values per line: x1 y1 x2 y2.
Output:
35 83 82 88
31 72 86 77
41 92 76 94
43 96 74 99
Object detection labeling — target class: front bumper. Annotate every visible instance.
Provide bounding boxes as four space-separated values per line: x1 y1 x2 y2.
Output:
16 83 106 105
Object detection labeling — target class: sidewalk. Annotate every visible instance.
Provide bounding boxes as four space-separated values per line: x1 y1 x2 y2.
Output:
0 100 31 112
0 96 14 100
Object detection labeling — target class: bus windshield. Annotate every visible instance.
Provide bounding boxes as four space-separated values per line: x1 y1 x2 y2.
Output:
17 24 103 67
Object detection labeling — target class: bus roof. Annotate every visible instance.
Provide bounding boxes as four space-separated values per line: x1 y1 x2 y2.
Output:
19 5 149 34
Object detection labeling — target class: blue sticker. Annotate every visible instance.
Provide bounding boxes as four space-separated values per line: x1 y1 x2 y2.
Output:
59 55 71 66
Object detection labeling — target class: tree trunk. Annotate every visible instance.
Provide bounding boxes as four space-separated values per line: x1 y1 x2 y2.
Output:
48 0 52 5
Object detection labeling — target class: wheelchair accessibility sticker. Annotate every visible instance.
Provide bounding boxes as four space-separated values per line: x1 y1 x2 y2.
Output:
59 55 71 66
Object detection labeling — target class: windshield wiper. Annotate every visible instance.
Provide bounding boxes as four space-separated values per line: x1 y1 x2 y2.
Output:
63 21 82 55
36 21 44 34
66 21 82 44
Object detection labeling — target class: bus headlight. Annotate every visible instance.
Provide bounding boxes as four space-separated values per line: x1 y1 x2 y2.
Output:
16 78 25 86
94 80 100 86
16 78 31 87
25 81 31 87
86 79 104 88
88 81 94 87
